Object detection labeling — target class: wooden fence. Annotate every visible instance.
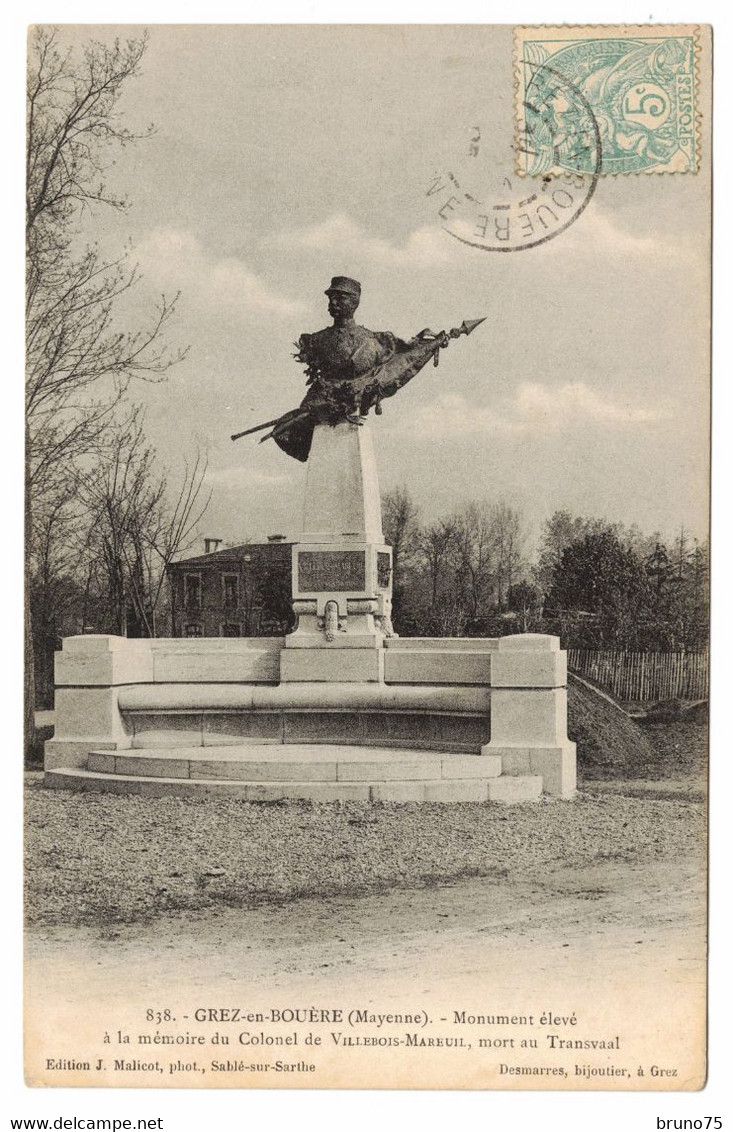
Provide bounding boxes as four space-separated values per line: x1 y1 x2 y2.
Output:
567 649 709 704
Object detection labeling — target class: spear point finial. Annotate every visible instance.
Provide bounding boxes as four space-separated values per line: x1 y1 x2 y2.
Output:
460 317 487 335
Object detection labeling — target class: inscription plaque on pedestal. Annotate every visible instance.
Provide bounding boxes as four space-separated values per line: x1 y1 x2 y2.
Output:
298 550 366 592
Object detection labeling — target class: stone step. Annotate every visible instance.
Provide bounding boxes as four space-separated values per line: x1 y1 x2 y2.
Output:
45 766 543 804
86 744 504 783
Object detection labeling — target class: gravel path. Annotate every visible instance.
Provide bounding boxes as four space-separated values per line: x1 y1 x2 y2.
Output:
25 776 705 928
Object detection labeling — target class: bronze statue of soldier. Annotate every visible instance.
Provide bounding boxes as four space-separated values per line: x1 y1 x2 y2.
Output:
231 276 485 462
296 276 410 425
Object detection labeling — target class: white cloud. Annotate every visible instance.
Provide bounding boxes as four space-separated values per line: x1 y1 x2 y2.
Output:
136 228 306 316
517 381 668 424
394 393 523 438
393 383 669 440
443 202 684 262
557 207 674 259
280 213 455 267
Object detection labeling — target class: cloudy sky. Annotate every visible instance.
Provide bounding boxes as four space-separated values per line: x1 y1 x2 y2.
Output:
52 24 711 553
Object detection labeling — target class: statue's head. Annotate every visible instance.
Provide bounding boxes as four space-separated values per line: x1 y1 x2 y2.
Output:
325 276 361 321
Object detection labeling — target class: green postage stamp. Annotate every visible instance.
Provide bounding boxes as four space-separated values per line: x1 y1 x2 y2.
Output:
514 25 699 176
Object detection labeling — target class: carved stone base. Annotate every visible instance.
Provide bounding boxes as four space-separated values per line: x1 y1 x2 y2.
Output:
286 599 386 649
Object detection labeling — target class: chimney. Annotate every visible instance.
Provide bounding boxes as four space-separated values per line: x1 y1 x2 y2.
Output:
267 534 287 542
204 537 223 554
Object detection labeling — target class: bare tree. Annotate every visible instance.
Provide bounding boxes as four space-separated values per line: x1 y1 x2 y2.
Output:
139 452 212 637
25 28 185 756
76 410 211 638
382 485 420 565
490 501 524 610
28 477 85 707
380 495 527 636
419 518 458 608
26 29 184 501
454 502 497 624
382 485 421 629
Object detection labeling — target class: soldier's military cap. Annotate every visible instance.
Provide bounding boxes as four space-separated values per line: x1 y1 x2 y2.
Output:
325 276 361 298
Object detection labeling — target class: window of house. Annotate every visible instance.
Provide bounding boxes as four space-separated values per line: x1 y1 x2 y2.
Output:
184 573 202 610
222 574 239 609
185 623 203 638
221 623 240 637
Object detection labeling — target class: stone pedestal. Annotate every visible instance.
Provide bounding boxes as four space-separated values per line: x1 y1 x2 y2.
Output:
300 421 383 544
282 421 393 680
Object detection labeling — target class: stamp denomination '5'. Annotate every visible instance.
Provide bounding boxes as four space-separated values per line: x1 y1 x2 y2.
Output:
514 25 700 175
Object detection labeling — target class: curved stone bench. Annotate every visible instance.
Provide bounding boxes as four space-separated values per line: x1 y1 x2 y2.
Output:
44 633 576 798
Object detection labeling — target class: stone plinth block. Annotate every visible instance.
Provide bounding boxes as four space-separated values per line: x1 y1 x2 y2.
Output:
482 633 575 798
55 635 154 686
384 649 491 686
494 633 561 650
485 744 577 800
494 748 532 775
489 688 569 747
54 635 286 687
370 782 426 802
152 644 280 683
490 633 566 688
279 648 385 683
424 780 489 803
529 745 576 799
129 713 204 749
288 546 392 648
47 683 133 770
44 739 118 771
441 755 502 779
53 686 131 745
487 776 543 804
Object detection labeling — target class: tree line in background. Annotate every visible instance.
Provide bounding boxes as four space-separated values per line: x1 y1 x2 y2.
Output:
382 488 709 652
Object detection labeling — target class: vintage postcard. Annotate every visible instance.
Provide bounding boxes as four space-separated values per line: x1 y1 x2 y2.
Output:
24 24 711 1092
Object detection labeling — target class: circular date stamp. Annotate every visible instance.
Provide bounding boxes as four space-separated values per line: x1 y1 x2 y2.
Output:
425 63 601 252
